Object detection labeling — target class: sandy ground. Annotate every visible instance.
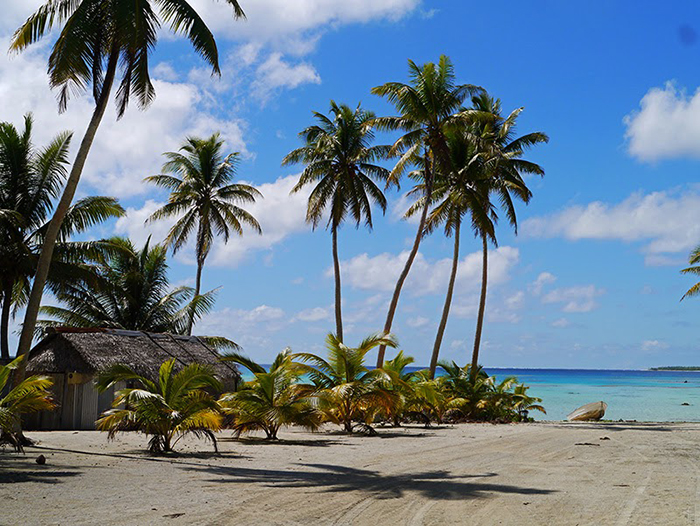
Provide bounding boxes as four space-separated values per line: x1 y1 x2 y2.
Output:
2 422 700 525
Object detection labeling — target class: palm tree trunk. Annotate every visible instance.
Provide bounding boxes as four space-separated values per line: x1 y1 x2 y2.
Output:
376 160 433 367
470 233 489 383
1 278 12 360
428 220 460 379
332 225 343 342
187 258 204 336
15 49 120 370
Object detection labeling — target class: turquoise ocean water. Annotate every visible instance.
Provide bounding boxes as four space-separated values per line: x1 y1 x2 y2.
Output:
241 367 700 422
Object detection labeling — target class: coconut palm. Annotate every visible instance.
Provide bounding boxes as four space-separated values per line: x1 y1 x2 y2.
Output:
293 332 398 434
0 355 55 451
38 236 220 337
405 127 498 378
219 348 322 439
0 114 125 359
511 383 546 421
11 0 246 363
681 245 700 300
283 101 390 342
145 133 262 335
370 55 482 366
96 359 223 454
467 93 548 382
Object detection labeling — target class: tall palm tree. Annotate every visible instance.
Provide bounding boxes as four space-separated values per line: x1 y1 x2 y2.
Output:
0 114 125 359
467 93 548 382
145 133 262 335
38 236 219 336
681 245 700 300
283 101 390 342
11 0 246 363
405 127 498 378
371 55 482 366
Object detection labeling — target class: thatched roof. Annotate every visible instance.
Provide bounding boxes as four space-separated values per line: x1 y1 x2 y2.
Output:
27 328 240 382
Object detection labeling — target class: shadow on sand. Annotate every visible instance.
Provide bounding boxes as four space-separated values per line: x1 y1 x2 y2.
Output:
0 455 82 484
180 462 556 500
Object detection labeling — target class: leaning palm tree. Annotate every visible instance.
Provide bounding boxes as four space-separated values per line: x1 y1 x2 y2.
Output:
467 93 548 382
283 102 390 342
145 133 262 335
293 332 398 434
96 359 223 454
38 237 219 337
0 355 56 451
0 114 125 359
371 55 482 366
681 245 700 300
219 348 322 439
11 0 246 363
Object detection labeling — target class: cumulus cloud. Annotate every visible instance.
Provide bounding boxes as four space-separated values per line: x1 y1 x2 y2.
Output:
337 247 520 295
252 53 321 102
116 174 311 267
0 37 248 199
551 318 570 328
641 339 670 352
523 189 700 265
624 82 700 161
530 272 557 295
542 285 605 313
406 316 430 328
294 307 331 323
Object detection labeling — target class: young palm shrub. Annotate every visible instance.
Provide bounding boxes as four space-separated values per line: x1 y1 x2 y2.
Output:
219 349 322 440
404 371 448 426
293 333 399 434
511 383 546 422
96 359 223 454
0 355 55 451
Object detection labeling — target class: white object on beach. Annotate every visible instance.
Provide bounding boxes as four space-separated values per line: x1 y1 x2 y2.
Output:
567 401 607 421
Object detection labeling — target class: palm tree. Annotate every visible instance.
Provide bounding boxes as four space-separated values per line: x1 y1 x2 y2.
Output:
0 355 55 451
283 102 390 343
0 114 125 359
11 0 246 363
511 383 546 421
405 127 497 378
467 93 548 382
96 359 223 454
219 348 322 440
371 55 482 366
681 245 700 300
38 236 221 337
145 133 262 335
293 332 398 434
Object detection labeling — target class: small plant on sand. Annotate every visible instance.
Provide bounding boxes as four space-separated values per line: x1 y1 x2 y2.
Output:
96 359 222 454
0 355 55 451
293 333 399 434
219 348 322 440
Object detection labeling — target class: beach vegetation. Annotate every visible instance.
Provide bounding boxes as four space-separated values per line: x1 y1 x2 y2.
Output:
0 355 55 451
219 348 322 440
96 359 223 454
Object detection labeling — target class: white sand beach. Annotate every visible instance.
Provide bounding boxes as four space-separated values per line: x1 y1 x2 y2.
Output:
2 422 700 526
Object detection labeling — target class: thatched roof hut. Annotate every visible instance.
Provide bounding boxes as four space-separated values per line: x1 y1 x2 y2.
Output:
27 327 240 382
25 328 240 430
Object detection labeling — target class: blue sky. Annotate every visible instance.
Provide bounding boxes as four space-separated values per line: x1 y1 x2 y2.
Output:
2 1 700 368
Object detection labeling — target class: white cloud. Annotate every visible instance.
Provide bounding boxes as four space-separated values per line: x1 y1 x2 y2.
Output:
337 246 520 295
251 53 320 102
624 82 700 161
114 200 171 248
0 37 248 199
542 285 605 313
523 189 700 265
530 272 557 295
641 339 670 352
294 307 331 323
505 291 525 310
551 318 570 328
406 315 430 328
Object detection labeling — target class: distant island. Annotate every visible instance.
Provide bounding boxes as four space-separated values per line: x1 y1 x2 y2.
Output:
650 366 700 371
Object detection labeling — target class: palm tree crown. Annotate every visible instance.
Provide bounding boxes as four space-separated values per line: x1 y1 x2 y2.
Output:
681 245 700 300
146 133 262 334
